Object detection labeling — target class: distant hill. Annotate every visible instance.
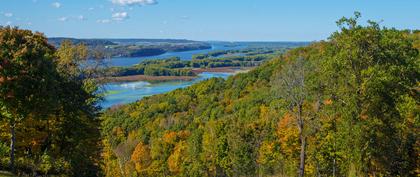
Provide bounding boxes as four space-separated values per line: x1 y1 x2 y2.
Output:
48 38 203 47
106 38 201 45
48 37 117 47
47 38 212 58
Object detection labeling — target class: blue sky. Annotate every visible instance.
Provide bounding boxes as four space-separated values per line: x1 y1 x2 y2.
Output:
0 0 419 41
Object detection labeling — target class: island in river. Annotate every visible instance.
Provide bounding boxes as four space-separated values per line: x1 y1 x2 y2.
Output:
105 67 251 82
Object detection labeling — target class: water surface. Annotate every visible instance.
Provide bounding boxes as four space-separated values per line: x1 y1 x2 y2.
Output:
101 72 232 108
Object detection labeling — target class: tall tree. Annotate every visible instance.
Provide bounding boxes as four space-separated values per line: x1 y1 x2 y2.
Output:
0 27 58 172
272 57 311 177
53 40 103 176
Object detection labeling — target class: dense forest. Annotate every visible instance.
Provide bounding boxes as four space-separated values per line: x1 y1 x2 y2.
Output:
101 14 419 177
0 13 419 177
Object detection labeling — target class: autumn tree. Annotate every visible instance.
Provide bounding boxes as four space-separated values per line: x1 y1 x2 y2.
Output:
272 57 312 177
0 28 103 176
0 27 57 172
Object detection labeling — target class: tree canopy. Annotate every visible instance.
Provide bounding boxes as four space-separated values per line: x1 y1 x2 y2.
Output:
0 27 102 176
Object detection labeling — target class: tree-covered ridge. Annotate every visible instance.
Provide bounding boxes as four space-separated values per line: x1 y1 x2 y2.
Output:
100 14 419 177
48 38 212 58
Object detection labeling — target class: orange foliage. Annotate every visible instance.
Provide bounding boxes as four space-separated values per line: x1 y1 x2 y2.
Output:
131 142 151 173
163 131 178 144
167 141 187 174
323 99 333 105
277 113 299 156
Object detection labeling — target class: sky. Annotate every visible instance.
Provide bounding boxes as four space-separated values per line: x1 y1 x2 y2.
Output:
0 0 419 41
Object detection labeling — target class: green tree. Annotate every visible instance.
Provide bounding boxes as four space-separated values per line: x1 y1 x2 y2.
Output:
320 12 419 175
0 27 57 172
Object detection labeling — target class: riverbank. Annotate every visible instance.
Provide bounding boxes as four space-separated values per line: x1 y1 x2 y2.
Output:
192 67 254 74
106 75 197 82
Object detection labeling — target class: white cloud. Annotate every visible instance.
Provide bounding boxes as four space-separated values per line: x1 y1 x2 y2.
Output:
51 2 61 8
4 13 13 17
6 21 12 25
112 12 129 21
88 7 94 11
97 19 111 24
77 15 86 21
58 17 68 22
111 0 157 6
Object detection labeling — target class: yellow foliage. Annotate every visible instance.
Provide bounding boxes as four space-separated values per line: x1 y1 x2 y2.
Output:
177 130 191 140
277 113 299 156
113 127 125 139
257 141 278 166
102 139 123 177
167 141 187 174
259 105 269 121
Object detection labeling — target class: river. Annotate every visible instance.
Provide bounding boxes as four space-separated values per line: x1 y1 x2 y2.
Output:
103 42 246 67
100 43 245 109
101 72 233 108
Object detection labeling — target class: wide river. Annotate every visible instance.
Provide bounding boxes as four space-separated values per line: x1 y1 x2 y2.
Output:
104 43 246 67
100 43 246 109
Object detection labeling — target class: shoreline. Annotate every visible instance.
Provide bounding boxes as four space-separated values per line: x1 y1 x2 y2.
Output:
192 67 254 74
105 75 197 82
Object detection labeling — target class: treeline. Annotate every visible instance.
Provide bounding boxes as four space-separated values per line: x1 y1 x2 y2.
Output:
192 48 284 60
100 14 419 177
108 57 196 77
0 28 102 176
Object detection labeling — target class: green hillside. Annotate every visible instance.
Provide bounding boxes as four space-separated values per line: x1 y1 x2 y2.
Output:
100 14 420 177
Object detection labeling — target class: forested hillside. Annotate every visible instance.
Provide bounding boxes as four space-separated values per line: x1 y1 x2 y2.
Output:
101 14 420 177
0 13 419 177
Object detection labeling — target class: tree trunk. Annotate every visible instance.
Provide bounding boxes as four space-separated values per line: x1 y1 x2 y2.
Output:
9 120 16 172
297 105 306 177
299 135 306 177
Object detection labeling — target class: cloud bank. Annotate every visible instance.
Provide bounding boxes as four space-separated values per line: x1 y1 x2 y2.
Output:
111 0 157 6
